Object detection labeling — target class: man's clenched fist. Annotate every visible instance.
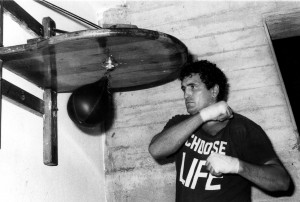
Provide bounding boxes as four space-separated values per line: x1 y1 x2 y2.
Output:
206 153 240 176
199 101 233 123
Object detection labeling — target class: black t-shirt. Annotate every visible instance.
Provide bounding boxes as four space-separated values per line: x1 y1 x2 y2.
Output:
163 113 278 202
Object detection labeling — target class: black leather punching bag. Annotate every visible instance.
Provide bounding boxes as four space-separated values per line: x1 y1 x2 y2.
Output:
67 77 110 127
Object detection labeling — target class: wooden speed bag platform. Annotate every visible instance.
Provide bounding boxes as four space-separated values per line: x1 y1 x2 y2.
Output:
0 28 188 92
0 27 188 166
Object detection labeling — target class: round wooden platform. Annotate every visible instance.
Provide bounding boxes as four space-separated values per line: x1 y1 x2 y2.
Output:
0 28 188 92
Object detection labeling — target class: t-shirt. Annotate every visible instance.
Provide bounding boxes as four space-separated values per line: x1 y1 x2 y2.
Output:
162 113 278 202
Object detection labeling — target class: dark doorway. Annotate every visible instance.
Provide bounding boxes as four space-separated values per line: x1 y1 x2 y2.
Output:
272 36 300 131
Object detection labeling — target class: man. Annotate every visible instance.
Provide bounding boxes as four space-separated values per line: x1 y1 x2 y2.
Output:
149 60 291 201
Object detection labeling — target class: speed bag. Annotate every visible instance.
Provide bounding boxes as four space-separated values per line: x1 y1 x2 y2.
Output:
67 77 109 127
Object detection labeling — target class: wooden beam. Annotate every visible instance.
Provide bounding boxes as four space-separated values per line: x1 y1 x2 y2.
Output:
0 60 2 149
3 0 43 37
0 0 4 47
2 79 44 116
42 16 56 38
43 89 57 166
42 17 58 166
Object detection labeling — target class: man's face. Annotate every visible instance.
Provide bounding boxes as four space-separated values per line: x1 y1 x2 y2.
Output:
181 73 215 115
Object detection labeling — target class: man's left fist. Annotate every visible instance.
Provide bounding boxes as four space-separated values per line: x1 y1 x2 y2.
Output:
206 153 240 176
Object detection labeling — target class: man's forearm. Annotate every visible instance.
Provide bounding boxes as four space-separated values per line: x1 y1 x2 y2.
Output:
238 160 290 191
149 101 233 160
149 113 204 159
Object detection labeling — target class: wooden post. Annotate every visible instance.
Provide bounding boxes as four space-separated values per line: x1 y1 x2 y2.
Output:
0 0 3 47
42 17 56 38
43 89 57 165
42 17 58 166
0 60 2 149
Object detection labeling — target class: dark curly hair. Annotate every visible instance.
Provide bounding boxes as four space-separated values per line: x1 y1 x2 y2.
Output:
179 60 230 101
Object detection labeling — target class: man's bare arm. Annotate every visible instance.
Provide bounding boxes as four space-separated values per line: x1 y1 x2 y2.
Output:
239 159 290 191
149 113 204 159
149 101 232 160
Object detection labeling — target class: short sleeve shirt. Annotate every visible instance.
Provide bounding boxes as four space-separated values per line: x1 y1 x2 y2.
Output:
163 113 278 202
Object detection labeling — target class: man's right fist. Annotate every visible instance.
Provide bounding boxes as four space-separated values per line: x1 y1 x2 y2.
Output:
199 101 233 122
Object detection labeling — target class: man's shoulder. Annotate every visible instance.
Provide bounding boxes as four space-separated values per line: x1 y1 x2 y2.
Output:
229 112 263 132
225 113 261 145
168 114 190 121
163 114 190 130
167 114 190 124
231 112 257 124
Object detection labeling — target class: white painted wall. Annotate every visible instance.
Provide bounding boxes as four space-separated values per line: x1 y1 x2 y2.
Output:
0 1 108 202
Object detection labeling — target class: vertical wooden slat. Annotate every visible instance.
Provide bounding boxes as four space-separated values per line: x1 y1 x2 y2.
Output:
42 17 58 166
42 17 56 38
0 0 3 47
43 89 57 165
0 60 2 149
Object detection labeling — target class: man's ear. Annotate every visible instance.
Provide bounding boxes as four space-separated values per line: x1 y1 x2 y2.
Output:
212 85 219 98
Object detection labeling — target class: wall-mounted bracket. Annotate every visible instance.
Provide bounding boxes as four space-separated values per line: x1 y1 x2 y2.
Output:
0 0 58 166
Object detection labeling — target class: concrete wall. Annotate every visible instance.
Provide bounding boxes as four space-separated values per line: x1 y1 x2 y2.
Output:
0 1 106 202
104 1 300 201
